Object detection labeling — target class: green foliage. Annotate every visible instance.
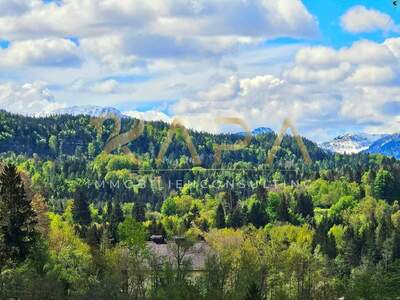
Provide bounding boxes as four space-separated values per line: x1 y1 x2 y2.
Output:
1 112 400 298
161 196 178 216
118 217 148 250
215 203 226 228
0 165 37 267
374 168 396 203
72 189 91 227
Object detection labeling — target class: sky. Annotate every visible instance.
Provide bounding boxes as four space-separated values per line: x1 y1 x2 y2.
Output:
0 0 399 142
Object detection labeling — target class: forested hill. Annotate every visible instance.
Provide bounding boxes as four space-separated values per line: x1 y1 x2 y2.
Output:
0 109 327 164
2 110 400 298
1 109 400 187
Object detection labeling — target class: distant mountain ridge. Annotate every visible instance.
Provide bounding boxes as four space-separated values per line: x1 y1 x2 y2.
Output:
51 106 275 136
236 127 274 136
364 133 400 159
42 106 400 160
321 132 400 160
320 133 387 154
251 127 274 135
52 105 124 118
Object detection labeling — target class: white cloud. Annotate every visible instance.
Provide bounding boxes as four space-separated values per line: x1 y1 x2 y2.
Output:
347 65 395 85
80 35 142 71
341 6 398 34
0 0 41 16
295 46 339 68
0 82 64 115
169 37 400 139
124 110 171 123
339 40 396 65
90 79 119 94
0 0 318 70
0 38 81 67
284 62 352 83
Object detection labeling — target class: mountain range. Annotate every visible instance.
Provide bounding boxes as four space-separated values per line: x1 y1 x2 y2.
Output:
44 105 400 159
320 133 387 154
52 105 124 118
320 133 400 159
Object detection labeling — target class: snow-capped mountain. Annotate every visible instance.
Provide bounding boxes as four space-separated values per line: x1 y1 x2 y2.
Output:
364 134 400 159
320 133 387 154
52 105 123 117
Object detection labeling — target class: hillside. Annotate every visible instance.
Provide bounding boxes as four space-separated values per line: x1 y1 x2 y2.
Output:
1 110 400 299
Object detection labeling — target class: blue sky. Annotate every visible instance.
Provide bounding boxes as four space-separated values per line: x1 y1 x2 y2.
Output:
0 0 399 142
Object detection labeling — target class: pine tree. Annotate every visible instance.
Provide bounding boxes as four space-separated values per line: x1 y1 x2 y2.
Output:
0 164 37 266
216 203 226 229
248 201 267 228
106 201 113 223
228 205 243 229
72 189 91 226
245 282 262 300
343 227 362 270
277 194 290 222
109 201 124 244
374 169 396 203
132 201 146 222
295 190 314 219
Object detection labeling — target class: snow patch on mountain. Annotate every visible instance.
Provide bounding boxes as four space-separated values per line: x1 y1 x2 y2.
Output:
320 133 387 154
52 105 123 117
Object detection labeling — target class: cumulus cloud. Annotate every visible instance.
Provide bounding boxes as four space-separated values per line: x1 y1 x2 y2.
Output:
172 74 332 133
79 35 142 71
0 0 318 70
90 80 119 94
0 0 40 16
124 110 171 123
341 6 398 34
170 37 400 138
0 82 64 115
0 38 81 67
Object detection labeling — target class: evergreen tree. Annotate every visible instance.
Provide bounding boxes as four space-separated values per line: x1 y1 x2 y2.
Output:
72 189 91 226
343 227 362 270
248 201 267 228
392 229 400 260
277 195 290 222
105 201 113 223
228 205 243 229
295 190 314 218
374 169 396 203
86 224 101 246
109 201 124 244
0 164 37 266
132 201 146 222
245 282 262 300
216 203 226 229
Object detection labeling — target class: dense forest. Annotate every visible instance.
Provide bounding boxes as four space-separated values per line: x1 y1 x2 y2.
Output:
1 109 400 299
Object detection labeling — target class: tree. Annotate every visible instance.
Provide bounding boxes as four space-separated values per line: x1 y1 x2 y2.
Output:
277 194 290 222
118 217 148 250
216 203 226 229
132 202 146 222
109 201 124 244
72 189 91 227
48 135 58 154
0 164 37 266
31 194 50 237
295 190 314 219
161 196 177 216
247 201 267 228
245 282 262 300
374 169 396 203
228 205 244 229
87 142 96 159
